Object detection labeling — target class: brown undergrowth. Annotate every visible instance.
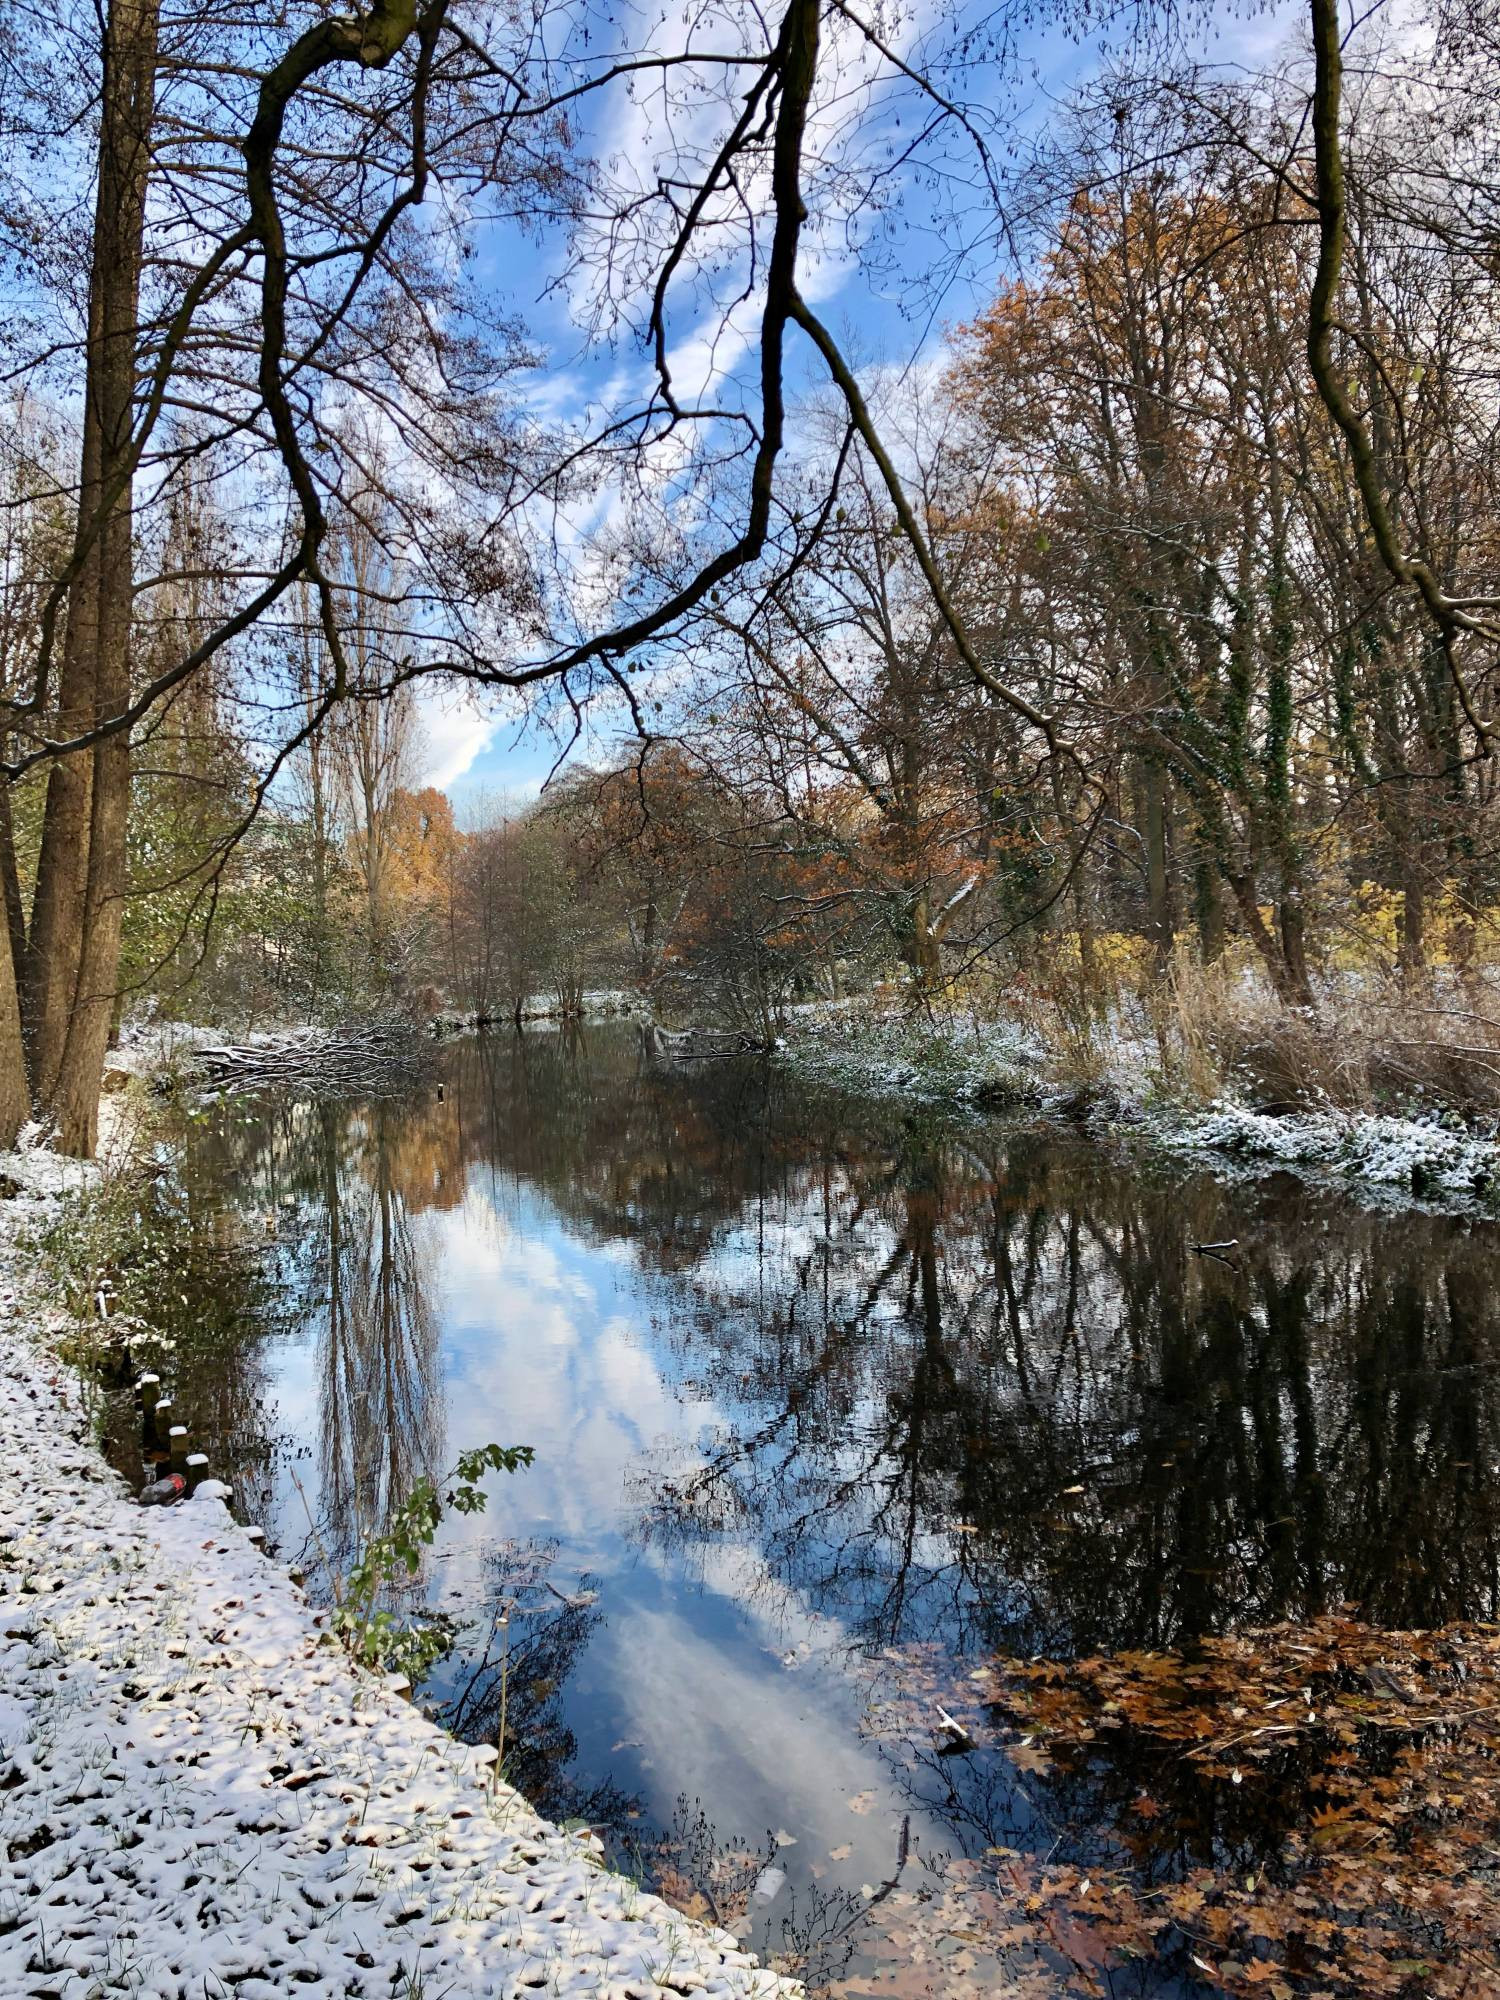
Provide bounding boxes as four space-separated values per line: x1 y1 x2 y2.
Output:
1144 964 1500 1117
956 943 1500 1123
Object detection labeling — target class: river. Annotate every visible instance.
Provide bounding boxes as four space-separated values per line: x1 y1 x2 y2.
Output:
99 1024 1500 1996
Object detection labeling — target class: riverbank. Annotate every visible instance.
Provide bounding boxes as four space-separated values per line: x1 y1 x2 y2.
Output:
775 1009 1500 1214
0 1143 800 2000
432 990 651 1034
114 1002 1500 1216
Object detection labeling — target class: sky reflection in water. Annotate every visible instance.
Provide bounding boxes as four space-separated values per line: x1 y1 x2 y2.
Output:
156 1026 1500 1994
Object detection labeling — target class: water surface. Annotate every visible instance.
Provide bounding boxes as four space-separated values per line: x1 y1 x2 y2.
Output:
119 1026 1500 1993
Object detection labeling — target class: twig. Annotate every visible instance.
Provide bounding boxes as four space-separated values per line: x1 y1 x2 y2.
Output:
289 1468 342 1610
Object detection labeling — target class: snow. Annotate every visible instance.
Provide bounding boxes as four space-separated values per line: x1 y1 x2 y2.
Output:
937 874 981 919
106 1017 224 1078
0 1261 801 1998
1150 1099 1500 1202
0 1131 98 1201
0 1099 146 1191
780 1013 1042 1108
433 991 650 1032
777 1009 1500 1213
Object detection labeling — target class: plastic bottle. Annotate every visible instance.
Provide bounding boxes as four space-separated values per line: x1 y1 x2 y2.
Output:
140 1473 187 1506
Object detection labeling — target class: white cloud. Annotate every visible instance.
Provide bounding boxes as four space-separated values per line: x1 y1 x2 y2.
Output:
415 680 501 790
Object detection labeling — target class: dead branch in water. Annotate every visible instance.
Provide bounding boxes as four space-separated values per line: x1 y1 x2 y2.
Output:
192 1015 428 1097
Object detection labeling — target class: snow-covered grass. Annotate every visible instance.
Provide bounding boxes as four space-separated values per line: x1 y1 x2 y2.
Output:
1146 1099 1500 1203
780 1011 1044 1109
775 1003 1500 1214
106 1016 225 1079
0 1192 800 1997
0 1134 98 1201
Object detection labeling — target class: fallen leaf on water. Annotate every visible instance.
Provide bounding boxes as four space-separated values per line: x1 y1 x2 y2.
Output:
847 1790 876 1814
829 1843 853 1861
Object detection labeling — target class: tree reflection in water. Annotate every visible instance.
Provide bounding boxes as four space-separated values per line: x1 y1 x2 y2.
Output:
174 1029 1500 1995
614 1082 1500 1654
432 1538 626 1825
316 1101 445 1564
178 1093 447 1564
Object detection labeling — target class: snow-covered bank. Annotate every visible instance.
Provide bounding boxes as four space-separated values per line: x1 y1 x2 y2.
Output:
105 1017 224 1079
432 989 650 1034
778 1014 1043 1109
1148 1099 1500 1205
0 1257 799 1997
774 1012 1500 1215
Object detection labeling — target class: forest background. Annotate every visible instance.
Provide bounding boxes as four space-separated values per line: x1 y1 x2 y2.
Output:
2 0 1498 1149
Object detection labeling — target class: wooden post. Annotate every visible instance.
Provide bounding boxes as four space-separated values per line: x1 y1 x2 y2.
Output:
167 1423 188 1474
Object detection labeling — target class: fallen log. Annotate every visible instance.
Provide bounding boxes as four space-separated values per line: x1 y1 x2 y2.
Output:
644 1024 774 1061
193 1016 428 1098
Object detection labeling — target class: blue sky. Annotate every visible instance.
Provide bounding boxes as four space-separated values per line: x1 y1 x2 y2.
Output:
420 0 1307 819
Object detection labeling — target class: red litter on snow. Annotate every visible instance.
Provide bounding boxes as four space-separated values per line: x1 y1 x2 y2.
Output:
139 1473 186 1506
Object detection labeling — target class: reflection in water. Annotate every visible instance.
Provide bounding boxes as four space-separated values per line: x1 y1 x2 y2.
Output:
317 1102 445 1562
445 1032 1500 1644
436 1539 629 1828
173 1097 446 1560
172 1027 1500 1993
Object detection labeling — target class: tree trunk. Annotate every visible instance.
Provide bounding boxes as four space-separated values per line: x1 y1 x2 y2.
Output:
24 370 101 1103
1195 858 1225 964
907 889 941 1004
1226 871 1312 1007
0 782 28 1013
0 779 30 1142
35 0 160 1152
0 895 30 1146
1398 853 1428 991
640 889 658 989
308 699 330 1014
52 719 131 1154
1277 889 1316 1007
1144 759 1173 972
